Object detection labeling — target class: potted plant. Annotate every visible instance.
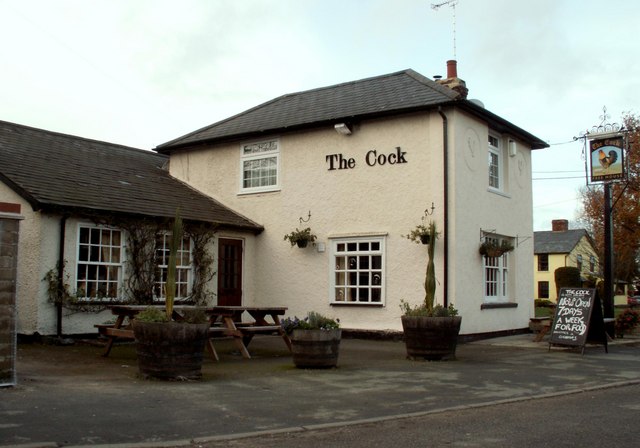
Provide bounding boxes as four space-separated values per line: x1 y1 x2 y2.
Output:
404 223 432 245
479 239 514 258
284 227 317 248
281 311 341 368
400 221 462 360
133 210 210 380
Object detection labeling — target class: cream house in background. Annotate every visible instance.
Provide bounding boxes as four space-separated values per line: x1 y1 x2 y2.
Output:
1 61 548 338
533 219 599 303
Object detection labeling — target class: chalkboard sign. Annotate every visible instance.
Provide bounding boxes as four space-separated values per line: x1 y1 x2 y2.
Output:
549 288 607 353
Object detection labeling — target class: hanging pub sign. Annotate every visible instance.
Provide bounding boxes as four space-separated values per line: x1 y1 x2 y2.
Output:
589 135 625 182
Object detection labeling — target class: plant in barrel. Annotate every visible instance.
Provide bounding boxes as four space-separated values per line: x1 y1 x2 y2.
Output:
400 220 462 360
133 209 210 380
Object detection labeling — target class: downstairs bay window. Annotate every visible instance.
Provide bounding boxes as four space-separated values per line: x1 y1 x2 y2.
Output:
153 232 193 301
76 226 123 300
331 236 385 305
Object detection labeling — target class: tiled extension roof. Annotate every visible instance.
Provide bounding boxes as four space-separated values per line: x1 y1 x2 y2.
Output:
0 120 262 232
533 229 591 254
157 69 548 152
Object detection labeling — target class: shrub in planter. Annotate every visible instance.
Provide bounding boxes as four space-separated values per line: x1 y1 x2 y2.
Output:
282 312 341 368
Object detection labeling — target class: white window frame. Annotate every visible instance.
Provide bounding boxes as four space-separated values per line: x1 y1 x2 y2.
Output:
239 138 280 194
482 235 511 303
75 224 123 301
330 236 385 305
154 232 193 301
488 134 502 191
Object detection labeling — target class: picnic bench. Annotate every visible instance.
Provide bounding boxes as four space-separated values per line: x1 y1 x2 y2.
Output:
96 305 291 361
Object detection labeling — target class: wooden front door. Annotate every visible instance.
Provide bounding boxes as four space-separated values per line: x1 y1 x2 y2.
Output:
217 238 243 306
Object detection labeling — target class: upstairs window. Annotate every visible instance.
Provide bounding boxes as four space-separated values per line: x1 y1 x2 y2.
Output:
589 255 596 273
240 139 280 193
538 254 549 271
488 134 502 190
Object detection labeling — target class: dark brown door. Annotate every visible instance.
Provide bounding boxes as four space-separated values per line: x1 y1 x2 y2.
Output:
217 238 243 306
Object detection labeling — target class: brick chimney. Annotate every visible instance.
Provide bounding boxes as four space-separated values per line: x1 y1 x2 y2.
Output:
435 60 468 99
552 219 569 232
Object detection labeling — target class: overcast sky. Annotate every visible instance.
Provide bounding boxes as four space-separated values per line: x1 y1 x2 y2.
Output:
1 0 638 231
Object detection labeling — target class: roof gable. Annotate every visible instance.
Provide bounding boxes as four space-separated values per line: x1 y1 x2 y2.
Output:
534 229 593 254
0 120 262 232
157 68 548 152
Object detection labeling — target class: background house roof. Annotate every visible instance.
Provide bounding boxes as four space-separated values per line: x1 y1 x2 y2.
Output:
534 229 592 254
0 120 262 232
156 69 548 152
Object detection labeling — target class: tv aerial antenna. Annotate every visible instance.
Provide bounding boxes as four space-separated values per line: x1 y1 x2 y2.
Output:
431 0 458 59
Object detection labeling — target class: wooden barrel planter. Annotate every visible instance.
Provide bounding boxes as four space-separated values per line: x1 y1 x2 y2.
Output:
401 316 462 361
291 329 341 368
133 321 210 380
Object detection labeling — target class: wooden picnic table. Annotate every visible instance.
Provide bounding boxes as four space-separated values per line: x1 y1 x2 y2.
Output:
96 304 291 361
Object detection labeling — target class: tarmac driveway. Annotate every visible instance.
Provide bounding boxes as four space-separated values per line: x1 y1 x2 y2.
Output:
2 335 640 447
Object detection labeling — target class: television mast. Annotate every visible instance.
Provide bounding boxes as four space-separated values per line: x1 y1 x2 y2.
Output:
431 0 458 59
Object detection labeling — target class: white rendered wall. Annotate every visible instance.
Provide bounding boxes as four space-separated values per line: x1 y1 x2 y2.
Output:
448 108 535 334
169 109 536 335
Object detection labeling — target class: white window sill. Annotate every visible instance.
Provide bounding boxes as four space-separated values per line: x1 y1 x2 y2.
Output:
238 187 281 196
487 187 511 199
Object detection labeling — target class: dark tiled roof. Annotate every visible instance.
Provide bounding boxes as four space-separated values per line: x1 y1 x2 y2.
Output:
0 120 262 232
157 69 548 151
533 229 590 254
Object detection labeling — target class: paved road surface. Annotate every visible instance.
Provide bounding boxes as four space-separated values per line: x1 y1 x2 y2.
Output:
192 383 640 448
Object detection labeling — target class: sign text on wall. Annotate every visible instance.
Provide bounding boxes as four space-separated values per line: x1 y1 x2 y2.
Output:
326 147 407 171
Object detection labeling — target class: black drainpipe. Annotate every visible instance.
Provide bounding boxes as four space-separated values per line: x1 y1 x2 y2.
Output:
56 215 67 338
438 107 449 308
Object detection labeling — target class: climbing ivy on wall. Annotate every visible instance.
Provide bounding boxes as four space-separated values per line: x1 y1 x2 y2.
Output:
45 210 217 310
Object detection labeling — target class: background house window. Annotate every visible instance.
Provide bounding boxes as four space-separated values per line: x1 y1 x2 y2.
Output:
538 253 549 271
483 235 510 303
589 255 596 273
538 281 550 299
488 134 501 190
331 237 384 305
154 233 193 300
76 226 122 300
576 254 583 272
240 139 279 193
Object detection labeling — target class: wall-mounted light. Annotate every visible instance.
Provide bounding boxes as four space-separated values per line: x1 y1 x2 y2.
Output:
334 123 352 135
508 139 517 157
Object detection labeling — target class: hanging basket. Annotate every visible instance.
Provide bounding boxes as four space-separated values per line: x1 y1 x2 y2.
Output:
479 241 513 258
